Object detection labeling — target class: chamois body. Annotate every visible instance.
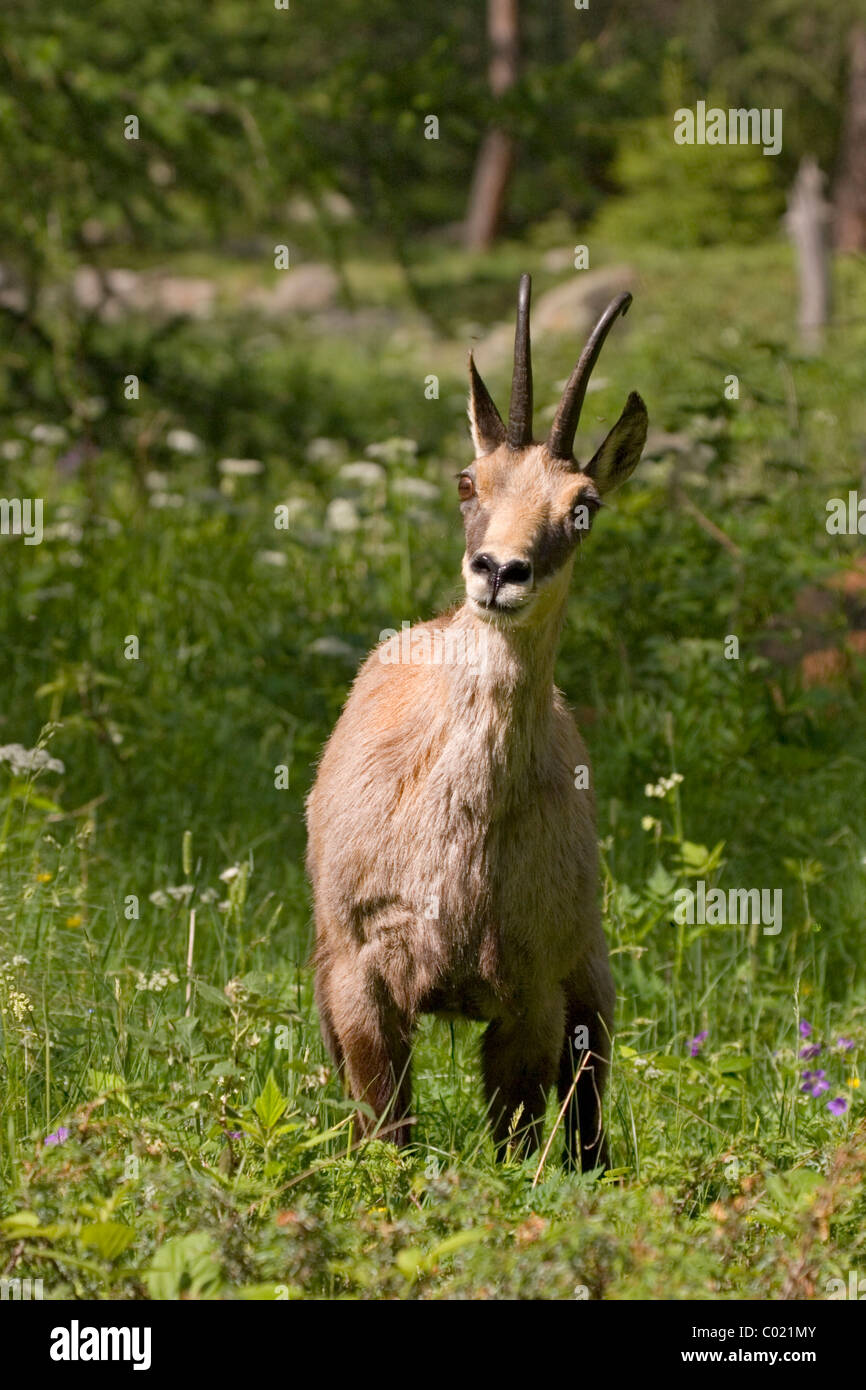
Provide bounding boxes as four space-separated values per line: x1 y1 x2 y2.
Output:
307 278 647 1166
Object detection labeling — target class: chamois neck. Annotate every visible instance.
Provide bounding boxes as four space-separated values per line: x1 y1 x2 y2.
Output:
464 605 562 692
442 599 567 776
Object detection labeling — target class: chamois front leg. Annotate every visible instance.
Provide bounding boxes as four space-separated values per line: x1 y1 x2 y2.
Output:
313 958 345 1072
322 958 414 1147
482 1000 564 1158
559 973 615 1173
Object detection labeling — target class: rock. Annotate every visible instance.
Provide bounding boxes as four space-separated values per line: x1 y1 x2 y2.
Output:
533 265 638 337
151 276 216 318
72 266 216 320
541 247 575 273
247 263 339 316
476 265 637 366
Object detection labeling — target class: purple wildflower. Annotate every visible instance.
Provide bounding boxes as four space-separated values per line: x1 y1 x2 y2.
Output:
44 1127 69 1146
801 1069 829 1098
827 1097 848 1117
689 1030 709 1058
799 1044 822 1060
836 1038 854 1052
799 1021 812 1038
227 1131 243 1140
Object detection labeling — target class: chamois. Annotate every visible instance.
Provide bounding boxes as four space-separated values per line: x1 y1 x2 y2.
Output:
306 275 647 1168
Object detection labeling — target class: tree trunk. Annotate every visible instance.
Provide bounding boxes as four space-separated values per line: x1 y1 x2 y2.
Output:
786 157 832 353
464 0 519 250
834 22 866 252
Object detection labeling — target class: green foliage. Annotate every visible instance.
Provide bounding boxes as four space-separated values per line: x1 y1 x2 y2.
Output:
1 235 866 1297
591 116 784 250
0 0 865 1300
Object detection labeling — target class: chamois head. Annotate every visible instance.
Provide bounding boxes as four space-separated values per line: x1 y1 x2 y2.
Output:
461 273 648 626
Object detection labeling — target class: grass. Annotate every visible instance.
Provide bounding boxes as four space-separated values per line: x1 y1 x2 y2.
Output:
1 234 865 1299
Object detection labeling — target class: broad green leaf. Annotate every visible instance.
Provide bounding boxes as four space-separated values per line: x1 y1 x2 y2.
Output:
87 1070 131 1109
652 1055 684 1072
646 863 676 900
145 1232 221 1301
429 1229 486 1261
253 1070 287 1130
80 1221 136 1261
0 1211 41 1232
716 1056 753 1074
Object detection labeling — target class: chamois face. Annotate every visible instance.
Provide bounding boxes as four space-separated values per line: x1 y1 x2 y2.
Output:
462 276 648 627
458 444 601 626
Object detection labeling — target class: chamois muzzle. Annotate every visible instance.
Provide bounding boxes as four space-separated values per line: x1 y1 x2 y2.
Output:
470 552 534 606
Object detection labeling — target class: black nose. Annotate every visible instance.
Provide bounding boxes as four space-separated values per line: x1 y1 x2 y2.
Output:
470 553 533 595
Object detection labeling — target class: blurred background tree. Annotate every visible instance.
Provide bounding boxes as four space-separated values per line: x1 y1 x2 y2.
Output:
0 0 861 442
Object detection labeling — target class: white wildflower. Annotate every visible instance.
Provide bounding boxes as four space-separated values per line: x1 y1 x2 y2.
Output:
135 967 178 993
325 497 360 533
31 423 68 446
0 744 65 776
166 429 201 454
165 884 194 903
277 496 318 528
337 461 386 489
366 437 418 465
645 772 684 799
217 458 264 476
148 492 185 509
306 437 345 466
45 521 84 544
391 477 439 502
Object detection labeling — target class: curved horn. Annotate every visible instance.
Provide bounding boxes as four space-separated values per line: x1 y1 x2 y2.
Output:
468 350 506 455
547 291 633 460
506 272 533 450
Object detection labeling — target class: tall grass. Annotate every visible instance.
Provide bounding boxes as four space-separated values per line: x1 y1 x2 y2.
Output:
1 240 865 1297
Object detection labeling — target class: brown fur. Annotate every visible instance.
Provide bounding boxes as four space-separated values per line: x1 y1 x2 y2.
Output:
306 295 647 1169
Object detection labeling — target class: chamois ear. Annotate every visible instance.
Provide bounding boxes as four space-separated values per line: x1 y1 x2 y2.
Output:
468 351 506 456
583 391 648 496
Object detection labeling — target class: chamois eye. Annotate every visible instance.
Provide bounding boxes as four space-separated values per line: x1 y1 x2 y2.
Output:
458 474 475 501
572 490 600 535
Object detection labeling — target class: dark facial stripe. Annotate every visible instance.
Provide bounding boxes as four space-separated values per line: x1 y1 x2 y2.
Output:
462 501 490 558
532 520 575 582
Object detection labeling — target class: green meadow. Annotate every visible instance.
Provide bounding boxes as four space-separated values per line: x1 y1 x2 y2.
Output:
2 230 866 1299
